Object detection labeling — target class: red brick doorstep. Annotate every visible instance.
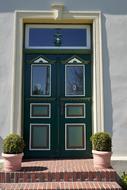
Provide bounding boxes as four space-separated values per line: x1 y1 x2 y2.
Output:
0 181 122 190
0 170 117 183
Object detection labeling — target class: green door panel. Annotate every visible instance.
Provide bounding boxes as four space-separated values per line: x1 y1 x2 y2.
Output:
23 54 92 158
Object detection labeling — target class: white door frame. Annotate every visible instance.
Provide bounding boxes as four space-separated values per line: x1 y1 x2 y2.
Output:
11 4 104 136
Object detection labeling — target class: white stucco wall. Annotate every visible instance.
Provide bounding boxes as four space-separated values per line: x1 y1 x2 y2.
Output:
0 0 127 159
0 13 14 154
104 15 127 158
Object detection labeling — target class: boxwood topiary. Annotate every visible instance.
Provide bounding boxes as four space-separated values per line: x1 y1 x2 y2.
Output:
90 132 111 151
3 134 25 154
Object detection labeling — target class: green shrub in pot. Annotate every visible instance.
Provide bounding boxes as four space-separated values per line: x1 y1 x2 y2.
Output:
3 134 25 154
2 134 25 171
90 132 112 169
90 132 111 151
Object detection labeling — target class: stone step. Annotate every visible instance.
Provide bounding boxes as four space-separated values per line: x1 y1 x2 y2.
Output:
0 170 117 183
0 182 122 190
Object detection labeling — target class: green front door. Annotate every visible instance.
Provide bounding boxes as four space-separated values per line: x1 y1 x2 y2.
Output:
23 54 92 158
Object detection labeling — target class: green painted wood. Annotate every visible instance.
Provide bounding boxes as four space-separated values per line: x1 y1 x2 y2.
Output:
24 49 92 55
23 54 92 158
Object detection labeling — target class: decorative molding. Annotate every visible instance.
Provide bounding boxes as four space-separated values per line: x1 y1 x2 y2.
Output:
68 57 82 64
51 3 64 20
33 57 48 63
111 156 127 161
12 9 103 137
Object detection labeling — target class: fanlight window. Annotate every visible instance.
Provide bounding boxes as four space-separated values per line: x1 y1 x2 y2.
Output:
25 25 91 49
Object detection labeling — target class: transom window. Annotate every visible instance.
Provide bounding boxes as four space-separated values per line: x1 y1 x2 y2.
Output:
25 25 91 49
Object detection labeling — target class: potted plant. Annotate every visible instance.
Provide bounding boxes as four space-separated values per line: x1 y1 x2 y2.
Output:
90 132 112 169
2 134 25 172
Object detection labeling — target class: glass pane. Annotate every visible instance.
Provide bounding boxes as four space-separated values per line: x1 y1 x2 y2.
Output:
66 65 85 96
66 124 85 149
31 104 50 118
27 27 89 48
32 65 51 96
66 104 85 118
31 124 49 149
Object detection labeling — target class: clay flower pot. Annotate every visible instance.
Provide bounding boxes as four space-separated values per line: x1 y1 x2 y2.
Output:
92 150 112 169
2 152 24 172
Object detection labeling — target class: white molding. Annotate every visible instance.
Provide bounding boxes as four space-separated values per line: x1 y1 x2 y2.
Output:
34 57 48 63
12 9 104 136
65 103 86 118
111 156 127 161
68 58 82 64
30 103 51 118
51 3 64 20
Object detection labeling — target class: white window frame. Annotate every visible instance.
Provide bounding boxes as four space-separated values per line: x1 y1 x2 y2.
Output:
12 8 104 136
65 103 86 118
30 103 51 118
65 64 85 97
31 64 51 97
25 24 91 49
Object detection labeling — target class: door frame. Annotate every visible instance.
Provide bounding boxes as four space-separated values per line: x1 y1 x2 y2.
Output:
11 5 104 138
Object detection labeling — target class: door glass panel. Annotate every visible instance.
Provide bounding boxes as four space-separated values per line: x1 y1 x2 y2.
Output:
65 65 85 96
65 103 85 118
31 65 51 96
66 124 85 149
30 103 51 118
30 124 50 150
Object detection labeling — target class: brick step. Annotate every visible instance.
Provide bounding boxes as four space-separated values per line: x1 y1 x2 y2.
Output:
0 170 117 183
0 182 122 190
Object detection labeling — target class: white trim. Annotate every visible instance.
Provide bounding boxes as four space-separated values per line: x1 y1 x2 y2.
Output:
34 57 48 63
92 13 104 133
65 64 85 97
30 103 51 118
31 64 51 97
65 123 86 150
68 57 82 64
29 123 50 150
65 103 86 118
111 156 127 161
25 24 91 49
12 9 104 137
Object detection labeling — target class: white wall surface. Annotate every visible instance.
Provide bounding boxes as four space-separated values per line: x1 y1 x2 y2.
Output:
0 13 14 154
104 15 127 158
0 0 127 158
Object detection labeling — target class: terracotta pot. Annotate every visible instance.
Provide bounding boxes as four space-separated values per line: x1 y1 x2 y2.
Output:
2 152 24 172
92 150 112 169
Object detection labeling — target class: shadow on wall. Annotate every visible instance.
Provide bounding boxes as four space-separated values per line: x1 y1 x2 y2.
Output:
102 14 113 136
0 137 3 158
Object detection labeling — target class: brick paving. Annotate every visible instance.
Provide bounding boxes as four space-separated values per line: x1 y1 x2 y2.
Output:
0 182 122 190
0 159 122 189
